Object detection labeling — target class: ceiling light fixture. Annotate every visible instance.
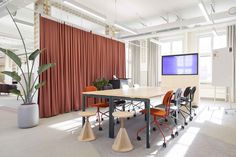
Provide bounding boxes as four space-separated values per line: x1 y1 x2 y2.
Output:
63 0 106 22
114 23 137 35
198 1 211 22
150 39 163 46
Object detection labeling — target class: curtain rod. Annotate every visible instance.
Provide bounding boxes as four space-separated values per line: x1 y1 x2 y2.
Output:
39 14 125 44
20 7 125 43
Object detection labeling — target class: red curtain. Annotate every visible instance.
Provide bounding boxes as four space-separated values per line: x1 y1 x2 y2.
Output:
39 16 126 118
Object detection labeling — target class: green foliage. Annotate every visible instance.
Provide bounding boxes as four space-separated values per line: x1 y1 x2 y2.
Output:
0 47 22 67
92 78 110 90
1 71 21 82
38 63 55 74
35 81 46 90
0 8 55 104
10 89 22 96
29 49 41 60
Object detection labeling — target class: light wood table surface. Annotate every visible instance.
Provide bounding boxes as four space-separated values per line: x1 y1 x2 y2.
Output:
82 87 166 148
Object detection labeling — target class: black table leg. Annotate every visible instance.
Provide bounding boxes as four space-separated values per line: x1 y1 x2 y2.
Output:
190 95 192 117
174 101 178 125
109 97 114 138
82 95 86 126
145 100 150 148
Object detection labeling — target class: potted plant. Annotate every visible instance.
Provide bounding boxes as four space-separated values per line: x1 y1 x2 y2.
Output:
92 78 112 90
0 8 55 128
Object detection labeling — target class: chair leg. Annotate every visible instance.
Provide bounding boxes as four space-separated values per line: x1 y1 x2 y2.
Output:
154 118 166 144
179 110 187 125
97 107 102 131
137 120 155 140
160 122 174 134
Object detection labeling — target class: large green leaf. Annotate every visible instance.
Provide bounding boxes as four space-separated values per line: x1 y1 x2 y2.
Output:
0 47 22 67
38 63 55 75
29 49 43 61
10 89 22 96
35 81 46 89
1 71 21 82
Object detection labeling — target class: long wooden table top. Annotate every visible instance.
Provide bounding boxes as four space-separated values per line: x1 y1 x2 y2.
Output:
82 87 166 99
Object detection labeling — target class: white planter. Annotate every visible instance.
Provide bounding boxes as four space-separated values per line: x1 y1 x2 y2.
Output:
17 103 39 128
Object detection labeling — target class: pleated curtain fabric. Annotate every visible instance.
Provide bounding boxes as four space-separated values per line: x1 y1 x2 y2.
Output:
39 16 126 118
129 41 141 85
147 39 159 86
227 25 236 103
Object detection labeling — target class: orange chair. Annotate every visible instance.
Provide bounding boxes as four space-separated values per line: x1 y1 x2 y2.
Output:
84 86 109 131
136 91 176 148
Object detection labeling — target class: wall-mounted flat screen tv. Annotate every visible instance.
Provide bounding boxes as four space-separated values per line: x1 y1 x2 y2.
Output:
162 53 198 75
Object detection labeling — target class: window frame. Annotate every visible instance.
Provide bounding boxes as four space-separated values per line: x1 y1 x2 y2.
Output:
197 31 227 84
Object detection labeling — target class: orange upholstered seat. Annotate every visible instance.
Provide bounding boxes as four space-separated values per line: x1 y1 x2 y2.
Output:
90 102 109 108
140 108 166 117
84 85 109 131
137 90 175 148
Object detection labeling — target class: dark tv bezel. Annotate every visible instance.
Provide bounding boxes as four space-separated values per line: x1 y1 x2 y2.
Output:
162 53 199 76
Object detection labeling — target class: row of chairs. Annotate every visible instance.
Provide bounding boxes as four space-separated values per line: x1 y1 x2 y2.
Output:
136 86 197 147
84 85 197 148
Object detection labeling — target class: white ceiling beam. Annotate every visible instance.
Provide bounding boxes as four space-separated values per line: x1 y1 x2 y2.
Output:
138 11 235 34
121 10 236 40
122 18 236 41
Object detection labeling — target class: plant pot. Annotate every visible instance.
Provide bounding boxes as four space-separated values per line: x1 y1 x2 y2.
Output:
17 103 39 128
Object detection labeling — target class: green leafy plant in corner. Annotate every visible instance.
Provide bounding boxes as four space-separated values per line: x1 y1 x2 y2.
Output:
0 7 55 104
92 78 111 90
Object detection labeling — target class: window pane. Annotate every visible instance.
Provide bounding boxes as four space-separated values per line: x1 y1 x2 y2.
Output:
199 37 212 53
213 35 226 49
161 42 171 55
199 56 212 83
172 40 183 54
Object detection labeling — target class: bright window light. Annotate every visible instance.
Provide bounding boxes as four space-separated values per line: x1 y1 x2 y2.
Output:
48 118 82 132
195 107 224 125
166 127 200 157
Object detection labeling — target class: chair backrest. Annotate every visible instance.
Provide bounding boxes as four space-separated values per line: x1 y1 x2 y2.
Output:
84 86 97 92
183 86 191 97
174 88 182 101
190 86 196 102
162 90 174 116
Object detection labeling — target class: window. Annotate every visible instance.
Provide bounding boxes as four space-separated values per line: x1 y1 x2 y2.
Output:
199 56 212 82
161 42 171 55
213 35 226 49
160 39 183 55
159 39 183 82
172 40 183 53
199 36 212 53
198 33 226 83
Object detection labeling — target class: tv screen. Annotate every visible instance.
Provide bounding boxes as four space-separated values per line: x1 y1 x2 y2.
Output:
162 53 198 75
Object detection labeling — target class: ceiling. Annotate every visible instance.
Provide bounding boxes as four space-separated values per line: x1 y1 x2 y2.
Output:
68 0 236 29
72 0 197 23
0 0 235 58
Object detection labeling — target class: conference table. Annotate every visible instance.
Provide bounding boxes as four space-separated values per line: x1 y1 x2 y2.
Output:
82 87 165 148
